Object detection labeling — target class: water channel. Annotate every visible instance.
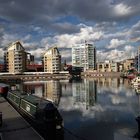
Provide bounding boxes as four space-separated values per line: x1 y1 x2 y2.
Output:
10 78 140 140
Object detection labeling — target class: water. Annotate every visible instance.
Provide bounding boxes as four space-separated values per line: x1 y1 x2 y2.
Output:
12 78 140 140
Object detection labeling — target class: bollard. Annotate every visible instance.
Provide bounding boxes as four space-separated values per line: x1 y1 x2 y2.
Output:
0 112 2 127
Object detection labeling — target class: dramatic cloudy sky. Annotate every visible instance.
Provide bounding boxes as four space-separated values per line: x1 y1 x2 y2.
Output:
0 0 140 63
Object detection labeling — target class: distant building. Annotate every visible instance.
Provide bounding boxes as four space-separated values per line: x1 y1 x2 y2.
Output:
26 53 34 65
137 46 140 72
43 46 61 73
4 41 27 74
72 42 96 71
97 61 119 72
122 58 135 72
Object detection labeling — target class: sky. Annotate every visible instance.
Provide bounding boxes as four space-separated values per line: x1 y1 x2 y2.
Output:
0 0 140 64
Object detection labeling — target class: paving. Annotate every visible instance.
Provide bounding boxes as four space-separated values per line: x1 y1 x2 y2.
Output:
0 97 44 140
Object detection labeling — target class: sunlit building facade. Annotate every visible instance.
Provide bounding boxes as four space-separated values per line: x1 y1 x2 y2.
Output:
44 46 61 73
72 43 96 71
5 41 27 74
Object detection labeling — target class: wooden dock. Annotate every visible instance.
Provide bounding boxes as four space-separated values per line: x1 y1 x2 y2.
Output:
0 97 44 140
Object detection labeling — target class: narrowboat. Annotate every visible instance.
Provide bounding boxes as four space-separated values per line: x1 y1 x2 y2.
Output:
7 91 63 140
0 83 9 97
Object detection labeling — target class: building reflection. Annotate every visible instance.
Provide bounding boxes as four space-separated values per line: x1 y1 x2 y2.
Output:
96 78 120 88
44 80 62 106
23 80 62 106
72 79 97 110
23 82 44 95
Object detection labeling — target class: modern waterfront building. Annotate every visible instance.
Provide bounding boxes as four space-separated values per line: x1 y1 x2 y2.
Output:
43 46 61 73
72 42 96 71
4 41 27 74
137 46 140 72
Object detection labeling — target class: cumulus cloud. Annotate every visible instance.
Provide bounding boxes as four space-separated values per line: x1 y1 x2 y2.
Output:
29 48 44 59
107 39 126 49
22 34 32 41
127 21 140 41
113 3 132 17
41 24 104 49
0 0 140 63
22 42 39 50
97 45 135 62
60 48 72 63
1 33 19 47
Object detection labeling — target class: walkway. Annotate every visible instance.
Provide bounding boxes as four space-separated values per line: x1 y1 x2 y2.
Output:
0 97 44 140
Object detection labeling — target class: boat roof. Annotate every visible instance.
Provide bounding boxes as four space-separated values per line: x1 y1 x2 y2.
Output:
9 91 53 109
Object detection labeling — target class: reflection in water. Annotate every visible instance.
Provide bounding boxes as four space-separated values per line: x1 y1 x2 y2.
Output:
23 80 62 106
72 79 97 110
96 78 120 88
44 80 61 105
10 78 140 140
59 78 138 140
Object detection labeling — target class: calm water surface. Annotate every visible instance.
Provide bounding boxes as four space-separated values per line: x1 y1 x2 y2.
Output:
16 78 140 140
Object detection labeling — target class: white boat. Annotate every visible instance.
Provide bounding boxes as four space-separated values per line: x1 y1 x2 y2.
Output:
131 76 140 87
135 88 140 94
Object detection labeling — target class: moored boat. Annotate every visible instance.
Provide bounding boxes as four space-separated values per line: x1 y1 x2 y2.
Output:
7 91 64 139
131 76 140 87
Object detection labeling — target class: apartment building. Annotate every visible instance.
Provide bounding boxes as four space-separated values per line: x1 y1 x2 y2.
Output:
44 46 61 73
97 61 119 72
4 41 27 74
72 42 96 71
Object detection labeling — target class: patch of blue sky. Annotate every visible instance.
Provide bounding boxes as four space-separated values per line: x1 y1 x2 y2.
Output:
95 40 109 50
116 16 140 30
0 17 11 24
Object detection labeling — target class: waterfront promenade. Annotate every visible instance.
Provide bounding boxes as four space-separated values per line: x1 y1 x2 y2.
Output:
0 97 44 140
0 72 70 81
0 71 121 83
81 71 121 78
